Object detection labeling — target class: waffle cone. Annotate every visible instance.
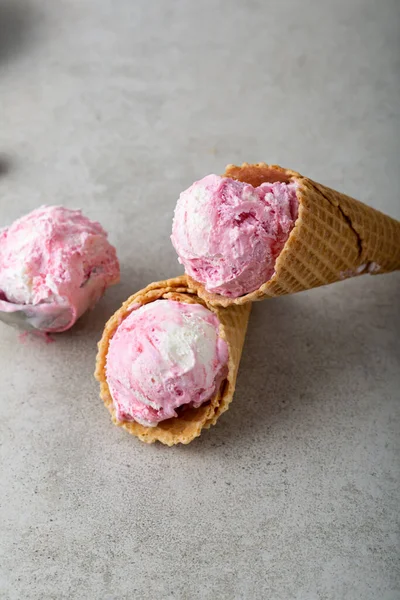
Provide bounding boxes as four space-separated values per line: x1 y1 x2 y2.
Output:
94 276 251 446
188 163 400 307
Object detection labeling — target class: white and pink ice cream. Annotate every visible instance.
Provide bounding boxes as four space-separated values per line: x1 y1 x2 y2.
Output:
0 206 120 331
105 299 228 426
171 174 298 297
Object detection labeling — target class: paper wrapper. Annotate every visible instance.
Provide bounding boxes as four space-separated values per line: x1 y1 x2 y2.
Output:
188 163 400 307
95 276 251 446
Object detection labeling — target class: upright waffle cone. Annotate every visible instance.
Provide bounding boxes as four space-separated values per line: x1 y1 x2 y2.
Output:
95 276 251 446
188 163 400 307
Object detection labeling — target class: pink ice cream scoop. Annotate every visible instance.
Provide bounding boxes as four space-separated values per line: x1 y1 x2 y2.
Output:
171 174 298 298
0 206 120 332
105 299 229 427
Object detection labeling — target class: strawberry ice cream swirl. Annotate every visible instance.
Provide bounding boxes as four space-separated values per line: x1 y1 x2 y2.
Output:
105 299 229 427
0 205 120 331
171 174 298 297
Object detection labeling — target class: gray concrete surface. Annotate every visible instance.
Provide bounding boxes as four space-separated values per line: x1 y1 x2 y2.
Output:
0 0 399 598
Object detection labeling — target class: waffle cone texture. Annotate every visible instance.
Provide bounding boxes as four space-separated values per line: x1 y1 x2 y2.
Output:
95 276 251 446
188 163 400 307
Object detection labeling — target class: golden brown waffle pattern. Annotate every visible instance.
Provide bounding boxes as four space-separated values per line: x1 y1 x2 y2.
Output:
188 163 400 307
95 276 251 446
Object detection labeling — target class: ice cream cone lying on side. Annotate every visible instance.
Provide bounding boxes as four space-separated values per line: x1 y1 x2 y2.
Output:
172 163 400 307
95 276 251 446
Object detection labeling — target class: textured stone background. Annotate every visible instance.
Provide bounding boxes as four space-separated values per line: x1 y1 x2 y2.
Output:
0 1 399 598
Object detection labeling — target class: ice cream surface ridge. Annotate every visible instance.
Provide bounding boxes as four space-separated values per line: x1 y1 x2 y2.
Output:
105 299 229 427
171 174 298 298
